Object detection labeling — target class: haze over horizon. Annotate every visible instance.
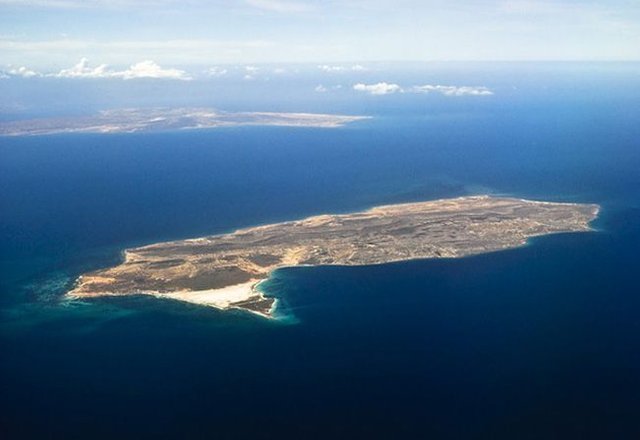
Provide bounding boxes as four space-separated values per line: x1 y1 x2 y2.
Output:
1 0 639 72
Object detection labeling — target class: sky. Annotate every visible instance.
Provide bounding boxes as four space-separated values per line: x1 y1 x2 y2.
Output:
1 0 639 72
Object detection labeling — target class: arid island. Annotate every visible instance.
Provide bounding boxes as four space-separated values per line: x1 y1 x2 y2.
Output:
67 196 599 318
0 107 368 136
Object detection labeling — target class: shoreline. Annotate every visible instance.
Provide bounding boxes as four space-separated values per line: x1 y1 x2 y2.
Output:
65 222 596 318
0 108 370 137
67 278 278 319
65 195 600 319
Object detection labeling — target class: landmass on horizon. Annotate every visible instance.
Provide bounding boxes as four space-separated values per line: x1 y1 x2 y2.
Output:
67 196 599 318
0 108 368 136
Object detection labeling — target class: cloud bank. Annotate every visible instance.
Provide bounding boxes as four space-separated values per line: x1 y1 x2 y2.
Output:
353 82 402 95
319 64 367 73
352 82 494 96
3 58 191 80
411 85 494 96
7 66 41 77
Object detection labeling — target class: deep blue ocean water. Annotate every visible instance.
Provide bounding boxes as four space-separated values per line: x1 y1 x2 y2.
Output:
1 64 639 439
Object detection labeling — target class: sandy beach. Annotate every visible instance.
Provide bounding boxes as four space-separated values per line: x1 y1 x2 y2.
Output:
156 280 274 318
68 278 276 318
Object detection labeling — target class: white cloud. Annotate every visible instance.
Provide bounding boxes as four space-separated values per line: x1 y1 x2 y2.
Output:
0 0 217 8
353 82 402 95
314 84 342 93
242 65 260 80
51 58 191 80
206 66 228 77
319 64 367 73
115 60 190 80
53 57 110 78
0 0 315 13
0 0 86 6
245 0 313 13
499 0 578 15
2 58 191 80
351 82 493 97
239 65 289 78
411 85 494 96
8 66 41 77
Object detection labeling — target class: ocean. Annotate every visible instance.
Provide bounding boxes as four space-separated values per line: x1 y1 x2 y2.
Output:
1 63 639 439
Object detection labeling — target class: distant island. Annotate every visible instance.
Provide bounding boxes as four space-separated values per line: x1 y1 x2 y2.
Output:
67 196 599 318
0 108 369 136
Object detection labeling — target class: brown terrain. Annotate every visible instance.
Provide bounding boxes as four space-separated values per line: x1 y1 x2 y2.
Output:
67 196 599 318
0 108 368 136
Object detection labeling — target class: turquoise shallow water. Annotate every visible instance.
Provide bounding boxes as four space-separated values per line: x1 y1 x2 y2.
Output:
1 64 640 439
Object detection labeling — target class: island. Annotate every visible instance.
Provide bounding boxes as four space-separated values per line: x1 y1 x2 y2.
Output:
67 196 599 318
0 108 368 136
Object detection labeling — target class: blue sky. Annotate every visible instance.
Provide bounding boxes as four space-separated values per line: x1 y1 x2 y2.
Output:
1 0 639 70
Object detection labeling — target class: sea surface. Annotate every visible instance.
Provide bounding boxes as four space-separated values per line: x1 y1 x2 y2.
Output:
1 63 639 439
